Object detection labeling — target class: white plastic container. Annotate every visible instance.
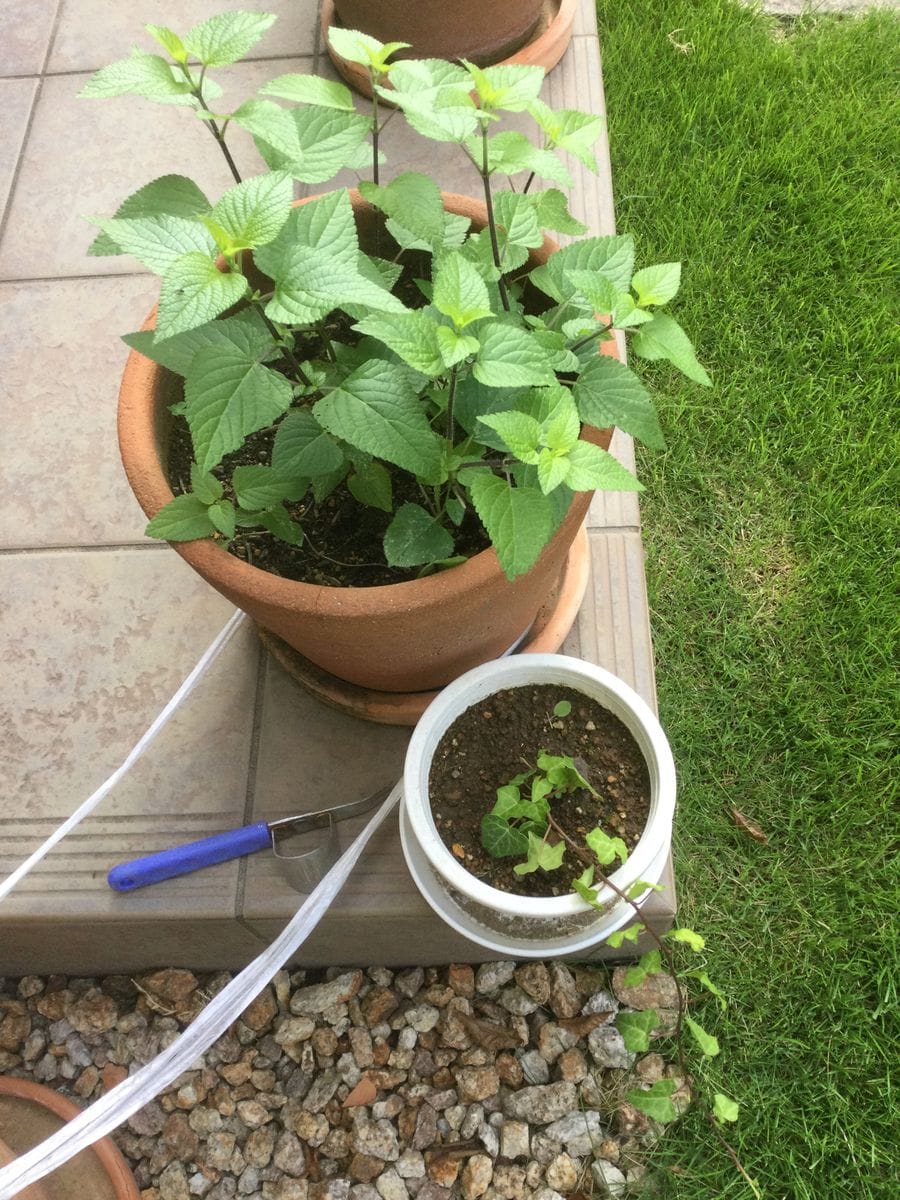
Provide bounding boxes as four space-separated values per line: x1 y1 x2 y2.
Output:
401 654 677 958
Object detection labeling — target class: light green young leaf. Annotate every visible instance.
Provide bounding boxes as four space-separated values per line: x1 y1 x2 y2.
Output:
586 826 628 867
627 1080 678 1124
627 878 665 900
247 103 372 183
687 969 727 1010
387 209 471 253
79 50 195 104
491 783 523 818
260 74 354 110
573 870 602 909
384 503 454 567
474 323 557 388
562 440 643 493
666 927 705 952
531 234 635 302
88 175 210 257
537 451 569 494
433 252 492 329
478 411 543 464
481 813 531 859
532 188 587 236
183 10 277 67
89 213 214 275
183 345 293 471
622 950 663 989
190 465 223 505
207 498 236 540
272 409 345 478
207 171 293 250
631 261 682 307
327 26 409 71
606 922 645 948
616 1009 658 1053
436 326 480 369
155 253 248 340
145 24 188 63
352 310 445 377
146 493 216 541
573 355 665 449
477 132 572 187
359 172 446 250
528 99 604 170
313 361 443 477
564 268 619 315
382 59 477 142
465 473 553 580
348 461 393 512
493 191 544 254
553 700 572 718
230 98 303 159
631 312 711 386
713 1094 740 1124
513 832 566 875
465 63 544 112
541 390 580 452
232 464 306 510
685 1015 720 1058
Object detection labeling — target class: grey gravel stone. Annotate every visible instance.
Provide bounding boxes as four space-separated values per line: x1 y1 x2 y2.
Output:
587 1025 635 1070
474 962 516 993
503 1082 578 1124
519 1049 551 1084
159 1161 191 1200
543 1110 607 1156
591 1160 627 1197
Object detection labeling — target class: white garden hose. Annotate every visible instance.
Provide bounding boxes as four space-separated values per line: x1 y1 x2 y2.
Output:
0 611 402 1198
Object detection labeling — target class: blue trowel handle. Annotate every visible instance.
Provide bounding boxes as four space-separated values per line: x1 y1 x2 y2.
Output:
108 822 271 891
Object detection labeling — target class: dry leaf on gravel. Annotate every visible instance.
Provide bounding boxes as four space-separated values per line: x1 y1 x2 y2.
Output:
557 1012 614 1037
458 1012 524 1051
342 1075 378 1107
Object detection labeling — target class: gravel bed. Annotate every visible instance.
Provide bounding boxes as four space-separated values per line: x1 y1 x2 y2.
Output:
0 962 690 1200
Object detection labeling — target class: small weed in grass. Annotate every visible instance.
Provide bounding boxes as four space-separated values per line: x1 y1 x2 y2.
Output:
596 1 898 1197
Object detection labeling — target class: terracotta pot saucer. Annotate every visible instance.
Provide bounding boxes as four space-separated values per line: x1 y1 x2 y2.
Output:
258 523 590 725
321 0 577 101
0 1077 140 1200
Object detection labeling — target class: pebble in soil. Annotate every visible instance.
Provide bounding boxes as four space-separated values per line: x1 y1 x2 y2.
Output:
428 685 651 898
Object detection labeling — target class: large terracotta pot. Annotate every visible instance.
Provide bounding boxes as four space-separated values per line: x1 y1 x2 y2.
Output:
333 0 545 64
118 190 614 693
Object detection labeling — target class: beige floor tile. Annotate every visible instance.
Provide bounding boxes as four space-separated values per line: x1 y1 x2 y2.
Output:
0 276 162 548
48 0 320 73
0 1 58 76
0 56 310 280
0 549 258 919
0 78 38 219
574 0 600 39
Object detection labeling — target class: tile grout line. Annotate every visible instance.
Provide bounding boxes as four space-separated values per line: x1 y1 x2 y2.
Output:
234 640 270 925
0 543 166 556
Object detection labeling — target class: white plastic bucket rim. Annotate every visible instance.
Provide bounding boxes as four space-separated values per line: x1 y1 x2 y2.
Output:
402 653 676 919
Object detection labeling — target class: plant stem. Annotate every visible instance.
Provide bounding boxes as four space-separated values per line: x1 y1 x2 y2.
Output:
480 124 511 312
569 323 614 354
522 170 536 195
371 80 380 186
178 63 243 185
446 365 459 443
249 297 313 388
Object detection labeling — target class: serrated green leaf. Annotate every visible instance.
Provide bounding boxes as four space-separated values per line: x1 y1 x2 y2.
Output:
383 59 477 142
384 503 454 567
327 25 409 71
536 450 569 494
314 360 442 477
531 235 635 303
155 253 248 340
146 493 216 541
532 188 587 236
436 326 479 369
631 262 682 307
359 172 446 250
208 172 293 250
562 439 644 493
88 175 210 257
542 390 580 452
208 499 236 539
79 50 195 104
386 209 471 253
272 409 344 478
478 411 542 464
667 927 705 952
259 504 305 544
528 100 604 171
260 73 354 110
123 308 274 378
433 252 492 329
89 213 214 275
352 310 445 376
514 831 565 875
564 268 620 315
348 461 393 512
713 1094 740 1124
184 10 276 67
245 102 373 184
145 24 188 63
481 813 531 859
493 191 544 258
476 132 572 187
627 1080 678 1124
466 63 544 112
616 1009 658 1053
573 355 665 449
183 345 292 471
190 465 223 505
685 1016 720 1057
474 323 557 389
232 464 306 510
631 312 711 386
466 472 553 580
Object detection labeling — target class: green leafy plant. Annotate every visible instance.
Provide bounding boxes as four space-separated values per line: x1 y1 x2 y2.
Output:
82 10 709 583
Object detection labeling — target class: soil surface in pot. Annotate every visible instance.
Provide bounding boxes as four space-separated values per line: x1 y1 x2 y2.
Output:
428 683 651 898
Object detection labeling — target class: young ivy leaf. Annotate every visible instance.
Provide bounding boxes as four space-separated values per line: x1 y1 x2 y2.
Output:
615 1009 658 1053
481 813 530 859
622 949 663 988
687 969 727 1010
713 1093 740 1124
666 927 705 952
573 871 602 909
627 1079 678 1124
685 1015 721 1057
586 826 628 867
606 922 645 948
627 878 665 900
513 832 565 876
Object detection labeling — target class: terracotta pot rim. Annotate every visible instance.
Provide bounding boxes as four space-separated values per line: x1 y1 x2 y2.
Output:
0 1076 140 1198
118 188 600 616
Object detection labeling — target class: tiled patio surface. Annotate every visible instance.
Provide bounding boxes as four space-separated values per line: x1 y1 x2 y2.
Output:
0 0 674 975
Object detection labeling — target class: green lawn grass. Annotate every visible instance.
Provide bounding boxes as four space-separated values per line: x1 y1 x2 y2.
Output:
594 2 898 1196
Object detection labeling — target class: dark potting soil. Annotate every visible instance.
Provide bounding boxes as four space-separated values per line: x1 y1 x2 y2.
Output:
428 684 651 899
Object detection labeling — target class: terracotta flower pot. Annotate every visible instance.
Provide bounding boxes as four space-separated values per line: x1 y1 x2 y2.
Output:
333 0 546 64
118 191 615 693
0 1077 140 1200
